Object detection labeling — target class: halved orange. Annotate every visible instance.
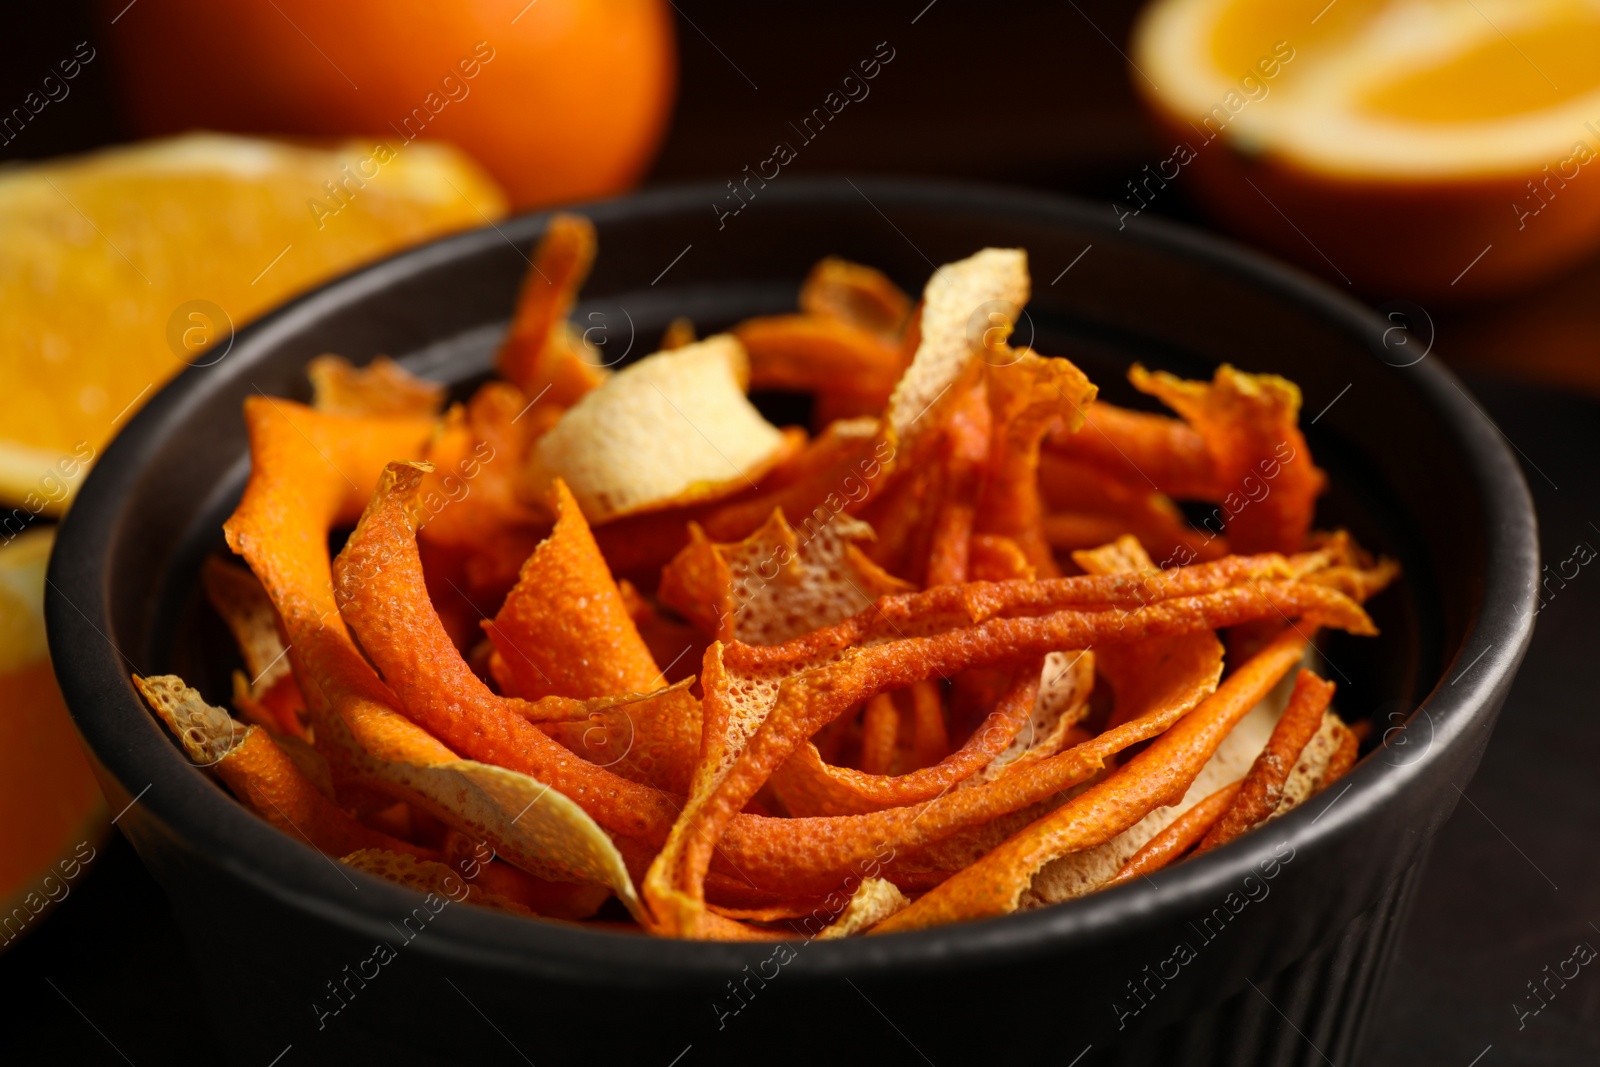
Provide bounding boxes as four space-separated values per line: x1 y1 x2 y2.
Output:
0 133 505 514
1132 0 1600 297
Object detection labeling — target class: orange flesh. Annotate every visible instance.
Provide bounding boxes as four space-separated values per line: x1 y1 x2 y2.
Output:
1361 19 1600 122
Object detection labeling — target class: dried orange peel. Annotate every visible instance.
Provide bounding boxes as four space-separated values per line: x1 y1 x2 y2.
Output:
135 674 428 862
800 256 912 344
735 314 904 404
1198 668 1335 853
308 355 445 419
1047 364 1326 554
496 212 608 407
1107 779 1243 886
526 335 798 523
976 350 1098 575
873 625 1312 932
149 225 1399 941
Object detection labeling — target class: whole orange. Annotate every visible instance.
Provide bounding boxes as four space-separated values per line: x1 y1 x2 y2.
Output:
101 0 677 209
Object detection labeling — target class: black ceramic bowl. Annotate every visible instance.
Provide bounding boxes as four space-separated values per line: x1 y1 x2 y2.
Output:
48 179 1536 1067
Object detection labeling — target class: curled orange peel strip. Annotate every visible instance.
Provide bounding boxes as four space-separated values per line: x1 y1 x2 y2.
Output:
307 354 446 419
799 256 912 344
1039 453 1230 566
1106 778 1243 887
220 406 644 910
496 212 606 407
487 475 660 700
1070 536 1225 738
976 350 1098 576
908 678 951 769
857 693 900 776
1130 363 1326 554
924 378 991 587
1047 399 1215 499
485 479 701 792
735 313 904 402
872 625 1311 932
135 674 433 861
770 668 1040 817
202 556 307 738
1198 668 1335 854
1047 365 1326 555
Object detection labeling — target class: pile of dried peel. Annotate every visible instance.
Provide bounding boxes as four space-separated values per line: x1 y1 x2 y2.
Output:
139 215 1396 940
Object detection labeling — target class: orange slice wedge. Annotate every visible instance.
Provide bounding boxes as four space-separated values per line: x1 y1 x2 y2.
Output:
1133 0 1600 295
0 132 505 513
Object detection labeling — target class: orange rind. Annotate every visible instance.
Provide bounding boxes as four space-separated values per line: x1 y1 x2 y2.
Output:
526 336 795 523
143 234 1397 941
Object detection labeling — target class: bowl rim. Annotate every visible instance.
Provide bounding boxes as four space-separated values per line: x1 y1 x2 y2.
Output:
46 175 1538 981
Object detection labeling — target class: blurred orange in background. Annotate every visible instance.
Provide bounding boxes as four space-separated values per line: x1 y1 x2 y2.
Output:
0 529 106 952
1133 0 1600 298
100 0 678 209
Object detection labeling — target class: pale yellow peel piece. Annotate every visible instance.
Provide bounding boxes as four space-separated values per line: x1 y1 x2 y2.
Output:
818 878 911 939
526 335 790 523
134 673 246 766
887 248 1029 451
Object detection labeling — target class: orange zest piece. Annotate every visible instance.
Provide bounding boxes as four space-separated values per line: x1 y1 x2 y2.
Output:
1106 779 1244 886
135 674 430 862
495 213 606 407
976 351 1098 575
872 625 1310 931
770 667 1040 817
1199 668 1336 853
735 314 904 405
488 479 663 700
307 355 445 419
799 256 912 343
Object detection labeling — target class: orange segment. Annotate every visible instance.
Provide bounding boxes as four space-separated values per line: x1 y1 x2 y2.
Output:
0 133 505 511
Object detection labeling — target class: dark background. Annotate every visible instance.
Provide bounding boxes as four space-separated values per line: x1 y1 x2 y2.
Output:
3 3 1598 1064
